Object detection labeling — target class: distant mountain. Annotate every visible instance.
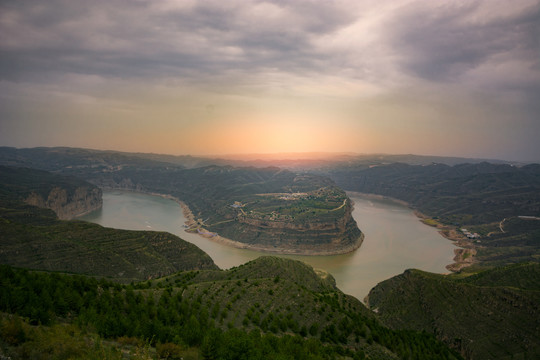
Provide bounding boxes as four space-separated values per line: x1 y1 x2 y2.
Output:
1 147 521 172
213 152 522 170
329 161 540 224
0 146 182 171
367 263 540 359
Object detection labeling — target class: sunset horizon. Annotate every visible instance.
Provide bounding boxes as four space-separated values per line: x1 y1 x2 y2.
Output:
1 0 539 162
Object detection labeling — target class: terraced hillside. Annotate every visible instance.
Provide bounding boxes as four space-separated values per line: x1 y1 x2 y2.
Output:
366 263 540 359
328 162 540 225
0 258 462 359
0 166 217 281
0 200 217 281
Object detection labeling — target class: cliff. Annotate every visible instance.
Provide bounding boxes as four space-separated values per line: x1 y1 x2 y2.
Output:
212 199 363 254
24 185 102 220
0 165 103 220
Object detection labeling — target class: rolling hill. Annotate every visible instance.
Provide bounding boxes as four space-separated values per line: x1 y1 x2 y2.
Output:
366 263 540 359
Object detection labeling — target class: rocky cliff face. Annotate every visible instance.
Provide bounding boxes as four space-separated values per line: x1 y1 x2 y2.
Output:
25 186 102 220
213 201 363 254
237 201 354 232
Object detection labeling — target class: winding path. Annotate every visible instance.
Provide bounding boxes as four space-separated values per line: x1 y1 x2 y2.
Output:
499 218 506 233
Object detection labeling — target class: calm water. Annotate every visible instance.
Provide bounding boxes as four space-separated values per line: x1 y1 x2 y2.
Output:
80 191 456 301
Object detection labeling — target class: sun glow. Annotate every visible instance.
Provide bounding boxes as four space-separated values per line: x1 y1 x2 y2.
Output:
185 113 355 155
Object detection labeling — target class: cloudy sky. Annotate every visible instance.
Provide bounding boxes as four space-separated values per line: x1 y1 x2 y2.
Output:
1 0 539 161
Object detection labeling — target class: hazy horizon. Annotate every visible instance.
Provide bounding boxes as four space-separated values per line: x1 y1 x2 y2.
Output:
3 145 533 166
1 1 539 162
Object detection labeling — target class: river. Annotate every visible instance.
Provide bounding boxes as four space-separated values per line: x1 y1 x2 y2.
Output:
80 191 456 301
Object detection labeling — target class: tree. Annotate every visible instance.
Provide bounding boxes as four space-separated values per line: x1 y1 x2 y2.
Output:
201 329 220 360
183 315 201 346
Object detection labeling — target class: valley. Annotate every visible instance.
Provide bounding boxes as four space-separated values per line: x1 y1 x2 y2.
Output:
80 189 456 301
1 147 539 359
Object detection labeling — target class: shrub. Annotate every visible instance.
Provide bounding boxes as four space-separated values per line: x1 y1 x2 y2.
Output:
0 316 26 345
156 342 184 359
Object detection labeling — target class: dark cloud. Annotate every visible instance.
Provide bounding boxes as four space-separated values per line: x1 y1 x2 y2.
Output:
3 0 538 95
388 1 540 83
0 0 356 83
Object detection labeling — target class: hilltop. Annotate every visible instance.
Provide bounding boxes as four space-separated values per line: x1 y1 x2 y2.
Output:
366 263 540 359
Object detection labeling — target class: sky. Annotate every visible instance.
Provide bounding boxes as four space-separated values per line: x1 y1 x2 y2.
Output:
1 0 539 162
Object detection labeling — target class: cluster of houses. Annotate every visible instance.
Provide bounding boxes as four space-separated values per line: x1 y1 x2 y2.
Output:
461 228 480 240
230 201 244 208
279 192 308 201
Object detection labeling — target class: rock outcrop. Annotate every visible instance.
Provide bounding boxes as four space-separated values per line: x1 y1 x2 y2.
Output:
0 165 104 220
212 200 363 255
25 186 102 220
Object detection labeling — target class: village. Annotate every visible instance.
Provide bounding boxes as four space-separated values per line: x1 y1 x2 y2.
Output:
460 228 481 241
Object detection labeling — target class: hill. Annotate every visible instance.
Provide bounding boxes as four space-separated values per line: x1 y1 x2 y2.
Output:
0 258 462 360
0 200 217 282
327 162 540 225
0 166 217 281
0 147 362 255
366 263 540 359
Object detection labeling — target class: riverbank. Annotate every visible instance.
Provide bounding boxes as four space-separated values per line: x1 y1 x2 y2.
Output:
346 191 475 272
412 210 477 272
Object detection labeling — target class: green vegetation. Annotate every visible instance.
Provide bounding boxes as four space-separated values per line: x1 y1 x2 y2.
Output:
367 263 540 359
0 260 461 360
421 218 439 227
3 149 538 359
0 165 98 201
465 217 540 268
328 162 540 225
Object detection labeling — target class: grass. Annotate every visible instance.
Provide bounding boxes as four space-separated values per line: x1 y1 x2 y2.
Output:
421 218 439 227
